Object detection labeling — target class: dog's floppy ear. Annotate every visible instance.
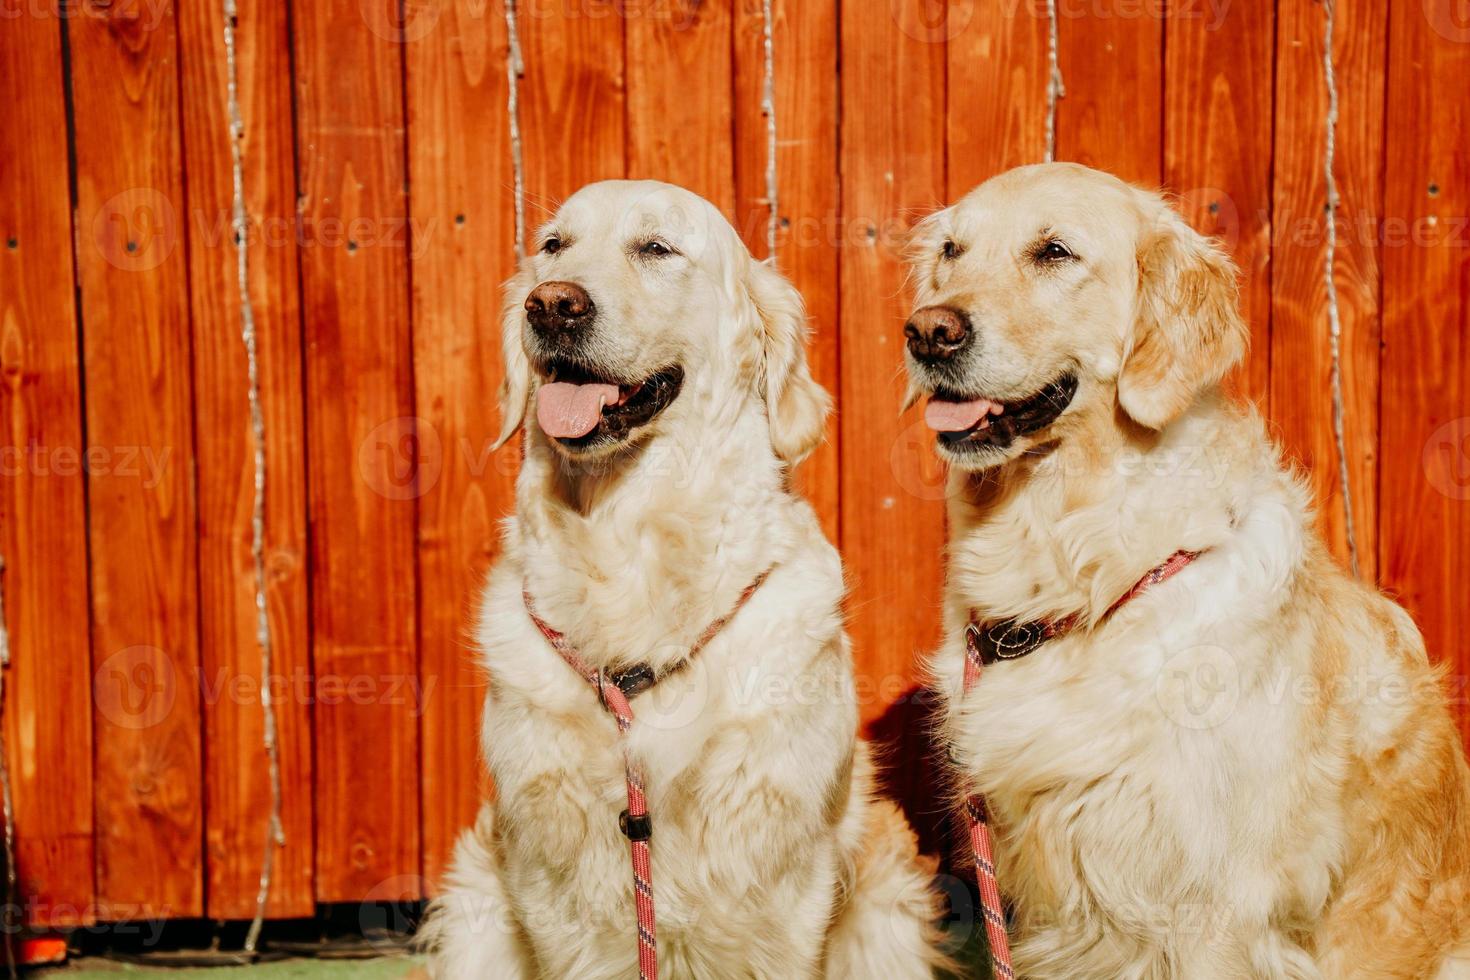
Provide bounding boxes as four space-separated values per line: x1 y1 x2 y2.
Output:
1118 201 1249 430
494 268 535 449
746 258 831 464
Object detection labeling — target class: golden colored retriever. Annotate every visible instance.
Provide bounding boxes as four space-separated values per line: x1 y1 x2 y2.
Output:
904 163 1470 978
421 180 945 978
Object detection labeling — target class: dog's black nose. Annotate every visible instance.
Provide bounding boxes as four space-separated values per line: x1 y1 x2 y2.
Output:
904 305 971 363
526 280 594 337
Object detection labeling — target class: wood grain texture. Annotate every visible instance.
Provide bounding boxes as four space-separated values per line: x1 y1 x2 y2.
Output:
67 0 203 919
1164 0 1274 409
945 0 1049 193
1380 0 1470 739
1055 0 1164 187
1270 0 1385 579
177 0 315 918
0 4 96 928
625 0 735 214
405 0 516 891
519 0 626 218
733 0 840 541
292 0 420 902
839 0 948 727
17 0 1470 919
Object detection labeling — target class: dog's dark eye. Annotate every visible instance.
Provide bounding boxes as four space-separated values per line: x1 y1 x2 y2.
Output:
541 236 562 255
941 239 961 261
639 240 674 257
1036 240 1074 262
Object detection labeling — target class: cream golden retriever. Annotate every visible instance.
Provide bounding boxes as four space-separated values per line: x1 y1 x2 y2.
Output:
421 180 945 979
903 163 1470 978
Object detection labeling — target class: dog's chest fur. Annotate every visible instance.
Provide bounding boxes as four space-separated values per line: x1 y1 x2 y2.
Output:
938 605 1345 978
476 544 858 978
934 451 1361 977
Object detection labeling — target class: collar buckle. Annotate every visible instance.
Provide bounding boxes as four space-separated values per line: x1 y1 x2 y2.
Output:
976 618 1053 666
611 664 657 699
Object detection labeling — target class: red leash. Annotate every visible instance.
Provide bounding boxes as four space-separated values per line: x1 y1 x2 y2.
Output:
960 549 1202 980
960 633 1017 980
522 572 769 980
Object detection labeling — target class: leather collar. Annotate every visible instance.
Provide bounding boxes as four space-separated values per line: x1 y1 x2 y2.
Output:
524 568 772 702
602 664 658 701
966 550 1203 667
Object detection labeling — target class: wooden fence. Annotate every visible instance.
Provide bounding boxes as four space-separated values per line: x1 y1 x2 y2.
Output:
1 0 1467 926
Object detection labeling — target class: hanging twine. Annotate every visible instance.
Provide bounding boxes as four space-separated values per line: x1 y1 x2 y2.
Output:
504 0 527 258
222 0 287 954
761 0 778 254
1321 0 1360 577
0 557 16 980
1043 0 1065 162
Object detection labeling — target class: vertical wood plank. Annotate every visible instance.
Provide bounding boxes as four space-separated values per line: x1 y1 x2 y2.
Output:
1165 0 1274 409
520 0 626 213
0 4 96 929
625 0 735 214
733 0 840 541
945 0 1048 193
1381 0 1470 738
405 0 516 890
1055 0 1163 186
293 0 420 902
839 0 948 727
1270 0 1385 578
67 0 203 919
177 0 315 917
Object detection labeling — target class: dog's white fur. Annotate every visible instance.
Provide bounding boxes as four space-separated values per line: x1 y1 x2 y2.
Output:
907 163 1470 978
421 181 945 979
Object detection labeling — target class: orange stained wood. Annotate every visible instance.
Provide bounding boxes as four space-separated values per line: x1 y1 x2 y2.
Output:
520 0 628 219
733 0 841 542
839 0 949 726
1164 0 1275 410
626 0 736 215
1270 0 1386 579
946 0 1051 192
0 0 97 929
178 0 315 918
68 0 204 919
1055 0 1164 187
1380 0 1470 742
406 0 519 891
8 0 1469 918
292 0 420 902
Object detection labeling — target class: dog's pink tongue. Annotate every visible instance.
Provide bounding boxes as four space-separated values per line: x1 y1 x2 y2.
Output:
536 382 621 438
924 397 994 433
